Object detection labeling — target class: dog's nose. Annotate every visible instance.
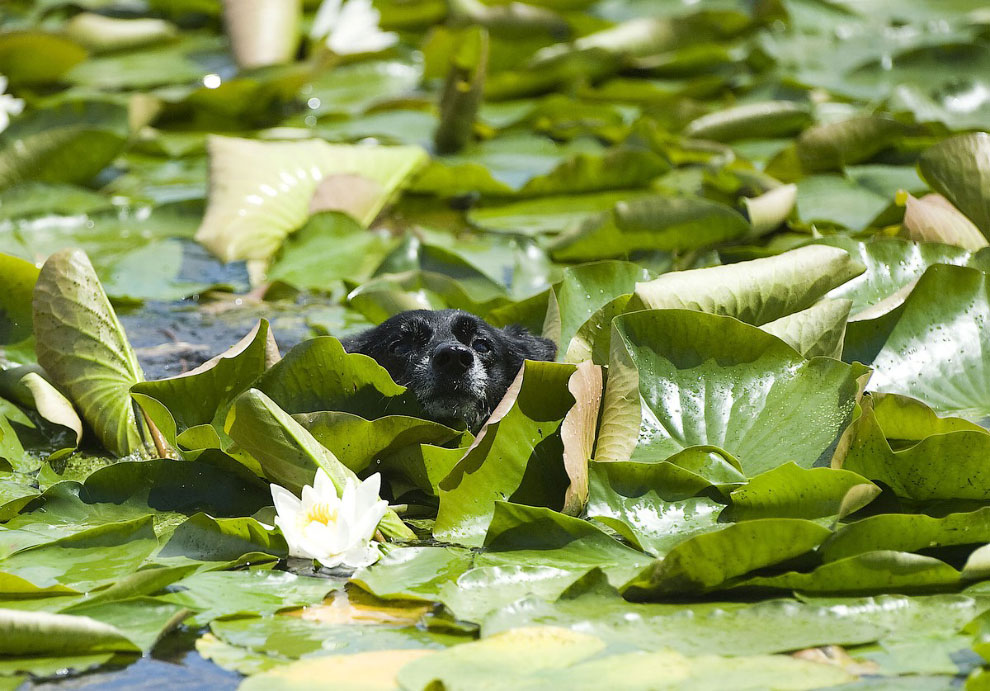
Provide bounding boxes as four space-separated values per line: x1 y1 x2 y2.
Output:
433 343 473 374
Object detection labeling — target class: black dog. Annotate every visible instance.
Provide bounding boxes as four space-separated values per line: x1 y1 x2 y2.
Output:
342 309 556 430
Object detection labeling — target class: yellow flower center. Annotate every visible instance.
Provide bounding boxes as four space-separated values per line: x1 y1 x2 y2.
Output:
304 501 338 526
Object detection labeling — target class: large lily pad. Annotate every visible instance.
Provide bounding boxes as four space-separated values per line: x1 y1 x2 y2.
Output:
864 264 990 422
596 309 865 477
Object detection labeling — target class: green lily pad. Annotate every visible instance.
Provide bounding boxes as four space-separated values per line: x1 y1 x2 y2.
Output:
737 551 961 595
157 513 287 562
542 260 650 359
0 253 38 346
0 516 158 591
821 236 984 318
0 32 88 86
550 194 750 261
823 507 990 562
623 519 833 598
0 100 129 189
352 546 476 603
256 336 416 418
596 309 865 477
796 115 908 172
842 393 990 501
864 264 990 422
433 361 576 546
131 319 279 450
0 608 139 656
296 411 459 474
684 101 812 142
477 502 652 588
585 460 725 556
632 244 864 324
224 388 414 541
160 569 338 624
726 463 879 522
759 298 851 359
267 212 395 291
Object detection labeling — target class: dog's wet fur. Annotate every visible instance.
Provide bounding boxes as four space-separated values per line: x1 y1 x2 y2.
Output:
342 309 556 430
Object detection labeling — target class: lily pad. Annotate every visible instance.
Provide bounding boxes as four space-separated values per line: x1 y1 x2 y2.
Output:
33 249 151 457
631 244 864 324
918 132 990 236
596 309 865 477
195 136 428 262
433 361 576 546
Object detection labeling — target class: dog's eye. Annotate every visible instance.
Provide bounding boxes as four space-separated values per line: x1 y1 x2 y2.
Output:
472 338 492 354
389 339 411 355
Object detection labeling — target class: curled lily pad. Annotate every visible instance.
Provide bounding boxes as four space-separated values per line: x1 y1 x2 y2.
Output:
632 244 864 325
195 136 427 262
918 132 990 236
902 193 989 252
33 249 151 457
434 361 576 546
131 320 279 451
224 388 414 541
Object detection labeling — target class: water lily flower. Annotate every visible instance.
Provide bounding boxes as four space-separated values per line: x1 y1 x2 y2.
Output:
309 0 398 55
0 75 24 134
271 470 388 569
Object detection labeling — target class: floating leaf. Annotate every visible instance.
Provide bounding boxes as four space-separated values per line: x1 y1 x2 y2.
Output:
902 193 989 251
864 264 990 422
623 519 832 598
0 253 38 347
759 298 851 359
596 309 865 476
684 101 812 142
726 463 878 522
131 320 278 451
0 101 129 189
0 609 139 656
550 194 750 261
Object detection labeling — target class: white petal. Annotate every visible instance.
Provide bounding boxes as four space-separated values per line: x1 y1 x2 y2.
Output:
353 499 388 542
313 468 336 499
271 484 301 518
341 540 381 568
355 473 382 509
275 515 315 559
0 110 8 135
339 476 358 523
315 552 345 569
309 0 343 39
0 76 7 92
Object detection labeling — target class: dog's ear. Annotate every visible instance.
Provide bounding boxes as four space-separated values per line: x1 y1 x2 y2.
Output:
501 324 557 362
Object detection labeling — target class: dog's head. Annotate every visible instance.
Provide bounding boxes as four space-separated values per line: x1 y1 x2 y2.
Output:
342 309 556 429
